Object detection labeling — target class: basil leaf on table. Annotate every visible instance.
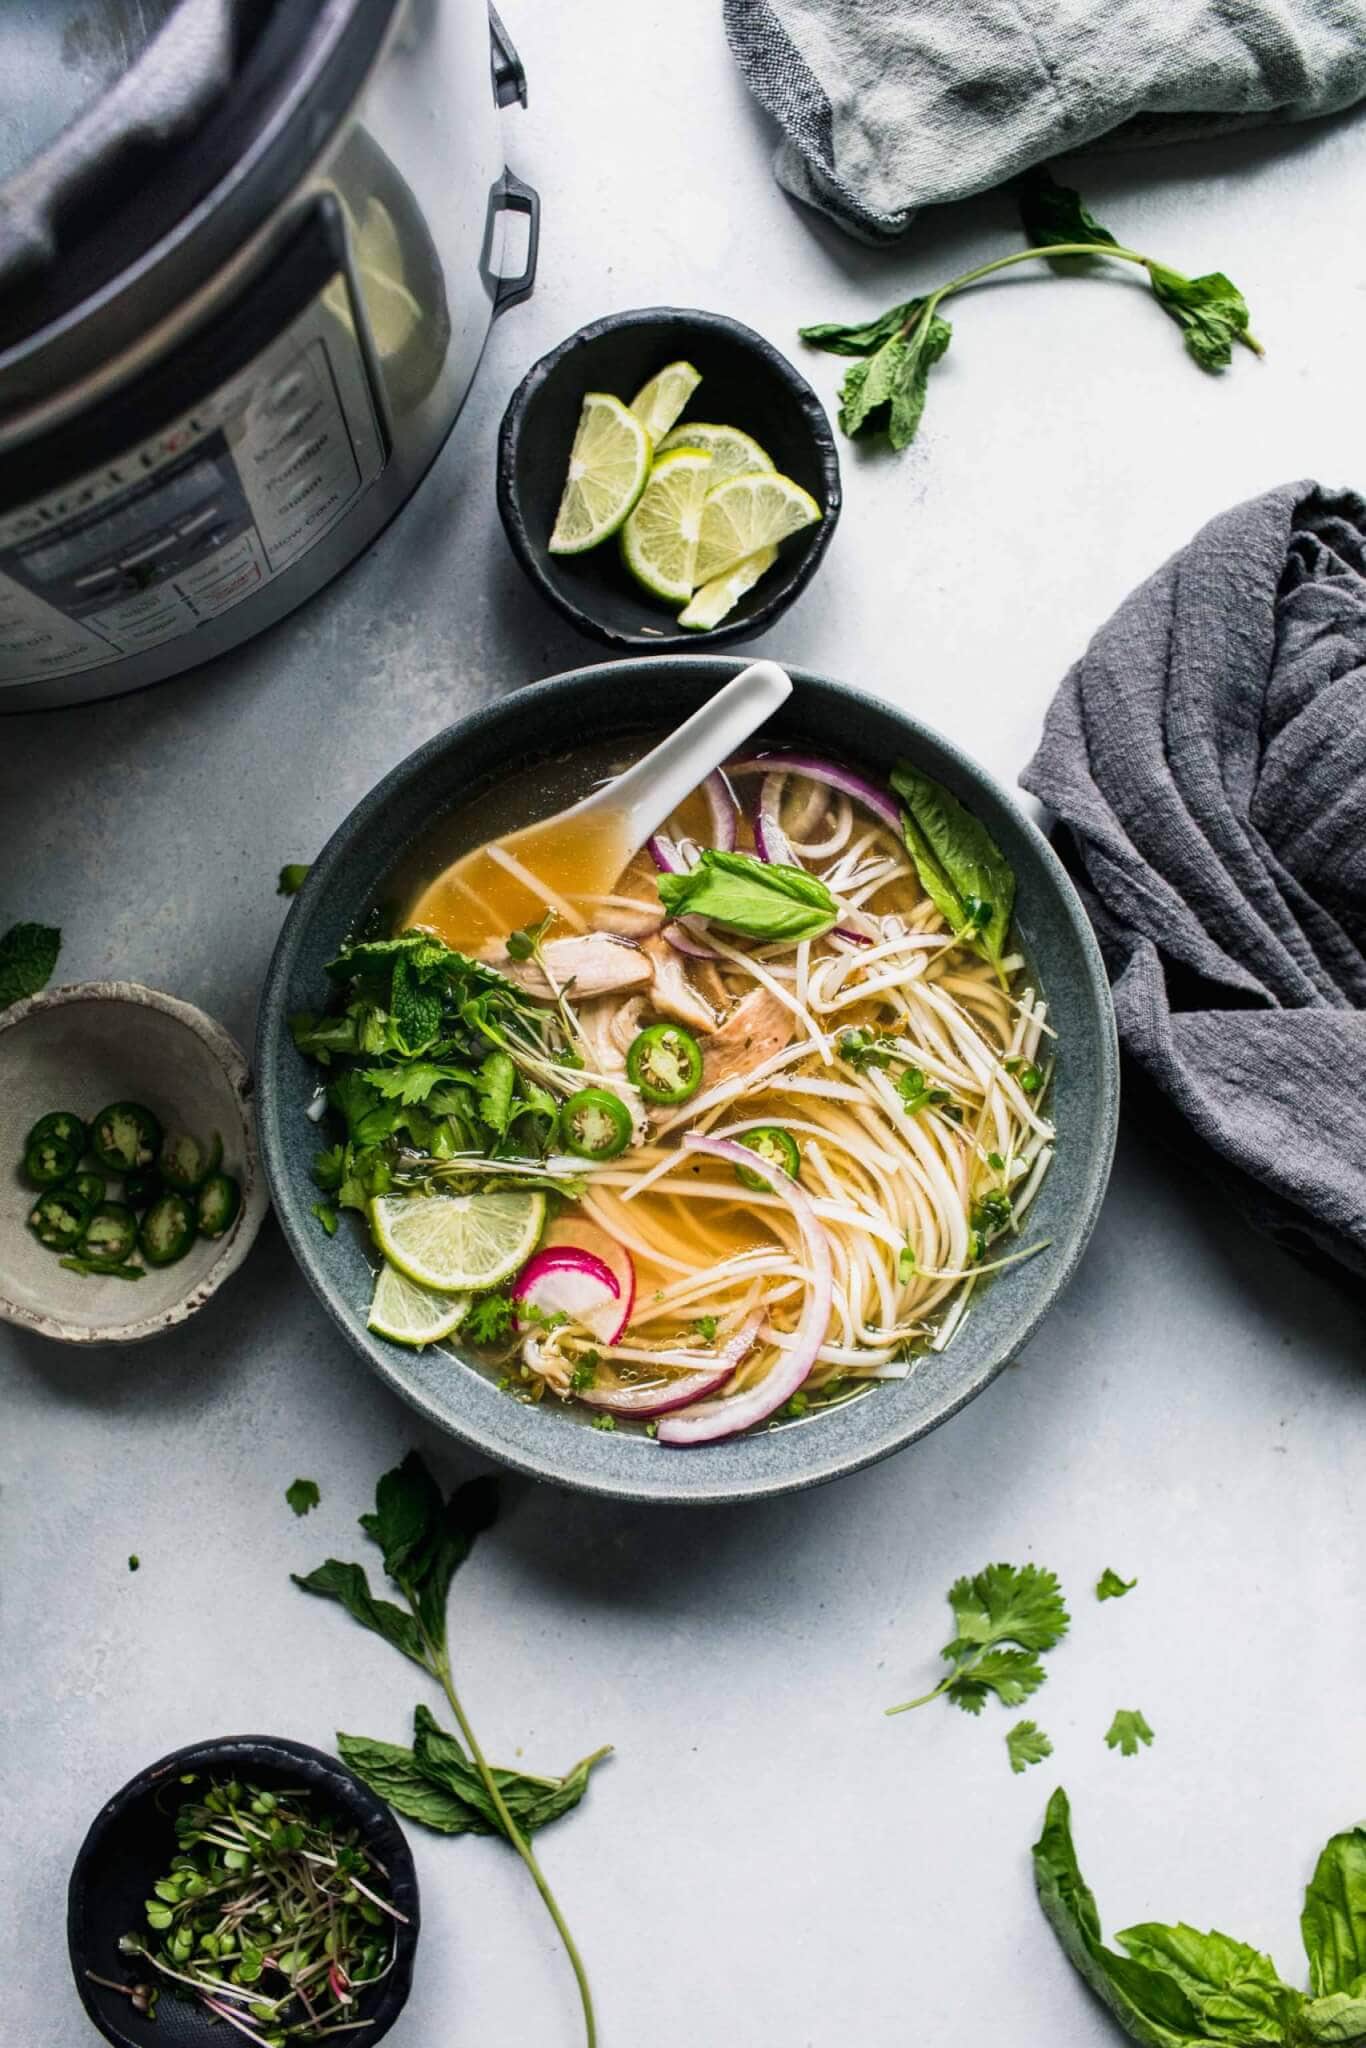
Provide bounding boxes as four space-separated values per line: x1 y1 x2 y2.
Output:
0 921 60 1009
891 762 1016 972
657 849 838 942
1302 1828 1366 1999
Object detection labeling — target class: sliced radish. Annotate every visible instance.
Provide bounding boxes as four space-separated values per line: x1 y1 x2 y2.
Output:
542 1218 636 1337
511 1247 622 1345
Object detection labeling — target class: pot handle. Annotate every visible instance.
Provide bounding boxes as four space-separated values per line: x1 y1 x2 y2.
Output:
484 168 540 316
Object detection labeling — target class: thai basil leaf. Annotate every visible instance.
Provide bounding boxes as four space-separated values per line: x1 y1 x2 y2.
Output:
291 1560 426 1669
657 849 838 942
0 921 60 1009
891 762 1015 967
1302 1828 1366 1999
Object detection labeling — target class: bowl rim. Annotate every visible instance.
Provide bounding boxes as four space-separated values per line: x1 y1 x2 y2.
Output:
495 304 842 651
257 656 1121 1506
67 1731 420 2048
0 980 268 1345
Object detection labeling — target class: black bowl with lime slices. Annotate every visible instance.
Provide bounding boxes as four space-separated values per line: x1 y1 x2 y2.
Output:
496 307 842 651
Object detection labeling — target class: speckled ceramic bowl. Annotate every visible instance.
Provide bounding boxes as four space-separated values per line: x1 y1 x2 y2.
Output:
0 983 268 1344
257 659 1119 1505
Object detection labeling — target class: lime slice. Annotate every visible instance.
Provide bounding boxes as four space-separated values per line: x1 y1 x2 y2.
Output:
367 1261 471 1347
630 361 702 444
548 394 651 554
694 471 822 586
657 421 775 483
369 1190 545 1292
620 447 713 603
677 545 779 631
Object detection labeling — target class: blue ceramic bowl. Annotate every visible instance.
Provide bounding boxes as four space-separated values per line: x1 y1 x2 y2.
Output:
257 659 1119 1506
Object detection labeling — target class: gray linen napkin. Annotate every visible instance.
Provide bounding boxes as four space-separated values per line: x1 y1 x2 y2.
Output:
724 0 1366 240
1022 483 1366 1281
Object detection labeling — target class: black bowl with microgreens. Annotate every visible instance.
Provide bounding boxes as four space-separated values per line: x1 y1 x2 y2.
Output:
68 1735 419 2048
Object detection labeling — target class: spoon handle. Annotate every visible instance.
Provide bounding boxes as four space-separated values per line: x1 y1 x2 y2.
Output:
602 661 793 853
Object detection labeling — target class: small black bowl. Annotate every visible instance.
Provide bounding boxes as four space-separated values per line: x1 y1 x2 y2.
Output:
68 1734 420 2047
496 305 842 650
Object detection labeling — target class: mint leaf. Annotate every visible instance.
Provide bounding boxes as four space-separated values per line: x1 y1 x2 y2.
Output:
291 1559 426 1669
1018 164 1120 267
285 1478 320 1517
835 311 952 448
1148 264 1251 371
277 864 311 896
800 298 925 356
1006 1720 1053 1774
1097 1568 1138 1601
657 849 837 942
1106 1708 1155 1756
0 921 60 1009
335 1730 487 1835
1302 1827 1366 2000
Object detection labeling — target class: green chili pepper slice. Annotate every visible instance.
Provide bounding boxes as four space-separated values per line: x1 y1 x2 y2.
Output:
625 1022 704 1105
734 1125 802 1191
24 1133 78 1187
28 1186 90 1249
159 1127 222 1193
80 1201 139 1266
26 1109 88 1156
92 1101 162 1175
66 1170 107 1209
561 1088 633 1161
197 1171 242 1239
123 1168 162 1211
139 1192 196 1267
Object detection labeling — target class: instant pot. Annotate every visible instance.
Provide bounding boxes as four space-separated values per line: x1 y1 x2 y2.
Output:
0 0 538 710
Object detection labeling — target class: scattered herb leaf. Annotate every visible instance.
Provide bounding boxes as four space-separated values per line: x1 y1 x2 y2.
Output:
1097 1568 1138 1602
1106 1709 1155 1757
891 763 1016 973
657 849 838 942
1007 1720 1053 1775
277 864 312 896
0 921 61 1009
286 1477 321 1517
887 1563 1069 1717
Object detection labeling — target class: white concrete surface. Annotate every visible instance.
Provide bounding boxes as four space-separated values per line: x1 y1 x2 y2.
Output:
3 6 1364 2044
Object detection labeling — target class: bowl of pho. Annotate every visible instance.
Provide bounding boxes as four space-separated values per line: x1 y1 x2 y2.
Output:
257 659 1118 1505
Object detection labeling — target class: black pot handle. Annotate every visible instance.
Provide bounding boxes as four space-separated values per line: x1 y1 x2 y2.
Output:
484 167 540 316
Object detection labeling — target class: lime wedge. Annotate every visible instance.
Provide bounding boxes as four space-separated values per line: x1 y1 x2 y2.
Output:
677 545 779 631
367 1261 471 1347
620 447 713 603
657 421 775 483
548 393 651 554
630 361 702 444
369 1190 545 1292
694 471 822 586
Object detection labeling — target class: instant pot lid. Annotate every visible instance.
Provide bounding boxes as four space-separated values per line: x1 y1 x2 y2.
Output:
0 0 398 413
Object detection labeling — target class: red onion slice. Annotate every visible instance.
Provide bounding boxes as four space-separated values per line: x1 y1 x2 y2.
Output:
702 769 738 852
656 1134 832 1445
754 770 800 869
648 831 685 874
729 753 902 834
571 1310 765 1418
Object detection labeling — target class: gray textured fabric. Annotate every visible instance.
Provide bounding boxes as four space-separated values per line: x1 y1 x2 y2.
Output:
724 0 1366 239
1022 483 1366 1281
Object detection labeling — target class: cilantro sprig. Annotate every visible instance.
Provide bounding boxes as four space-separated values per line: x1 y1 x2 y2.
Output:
801 165 1260 455
886 1562 1070 1716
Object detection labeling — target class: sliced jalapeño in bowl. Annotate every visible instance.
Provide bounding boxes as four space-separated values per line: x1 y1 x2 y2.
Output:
734 1126 801 1191
626 1022 703 1105
561 1087 633 1161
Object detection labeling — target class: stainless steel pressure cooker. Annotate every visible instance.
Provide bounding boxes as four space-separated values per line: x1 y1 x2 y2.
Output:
0 0 538 710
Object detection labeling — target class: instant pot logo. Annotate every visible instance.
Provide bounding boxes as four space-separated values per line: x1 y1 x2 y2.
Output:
0 412 217 549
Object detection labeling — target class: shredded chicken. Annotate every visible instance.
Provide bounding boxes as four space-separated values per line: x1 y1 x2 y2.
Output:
478 933 652 1001
641 935 717 1035
700 985 795 1089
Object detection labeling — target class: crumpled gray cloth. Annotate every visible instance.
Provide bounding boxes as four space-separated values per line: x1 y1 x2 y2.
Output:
724 0 1366 240
1022 483 1366 1282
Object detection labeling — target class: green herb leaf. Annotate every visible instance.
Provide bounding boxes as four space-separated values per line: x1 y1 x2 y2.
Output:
277 864 312 896
312 1201 339 1236
1006 1720 1053 1774
891 762 1016 969
0 921 60 1009
799 297 925 356
286 1478 320 1517
835 309 953 449
1303 1990 1366 2041
1301 1827 1366 1999
1116 1923 1295 2042
1033 1789 1271 2047
337 1730 490 1835
462 1292 516 1346
1106 1708 1155 1756
1147 264 1252 371
945 1562 1070 1657
362 1062 476 1105
1097 1568 1138 1601
1018 164 1120 265
657 849 838 942
948 1646 1047 1715
291 1559 427 1669
477 1051 517 1138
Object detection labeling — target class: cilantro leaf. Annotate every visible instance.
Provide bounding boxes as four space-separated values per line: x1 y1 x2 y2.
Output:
362 1062 476 1105
0 921 60 1009
286 1478 320 1517
1097 1568 1138 1601
1006 1720 1053 1774
1106 1708 1155 1757
277 864 311 896
462 1292 516 1346
888 1561 1069 1717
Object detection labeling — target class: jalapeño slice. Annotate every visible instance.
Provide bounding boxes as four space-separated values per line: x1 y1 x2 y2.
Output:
625 1022 703 1105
